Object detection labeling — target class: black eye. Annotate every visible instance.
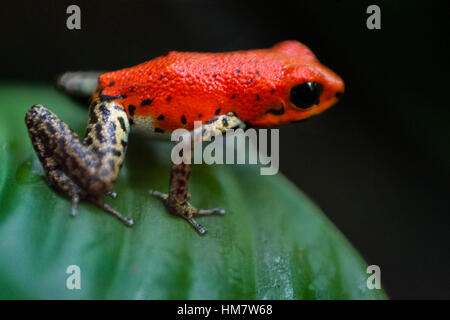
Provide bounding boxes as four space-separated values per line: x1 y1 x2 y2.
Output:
290 82 323 109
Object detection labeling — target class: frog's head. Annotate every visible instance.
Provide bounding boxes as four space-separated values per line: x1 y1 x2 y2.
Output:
253 40 345 126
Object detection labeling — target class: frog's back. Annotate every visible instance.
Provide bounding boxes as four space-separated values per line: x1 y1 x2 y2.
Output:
97 48 286 133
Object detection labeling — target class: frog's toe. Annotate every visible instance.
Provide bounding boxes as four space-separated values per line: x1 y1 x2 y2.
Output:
107 191 118 199
148 189 168 201
90 197 134 227
186 217 207 235
70 194 80 217
196 207 226 216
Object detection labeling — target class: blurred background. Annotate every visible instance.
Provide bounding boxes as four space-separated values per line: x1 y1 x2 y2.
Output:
0 0 449 299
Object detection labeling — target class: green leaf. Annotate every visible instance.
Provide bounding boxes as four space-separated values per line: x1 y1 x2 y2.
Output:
0 82 386 299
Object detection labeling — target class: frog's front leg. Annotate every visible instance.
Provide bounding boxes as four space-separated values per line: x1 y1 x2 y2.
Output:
25 101 134 226
149 113 245 235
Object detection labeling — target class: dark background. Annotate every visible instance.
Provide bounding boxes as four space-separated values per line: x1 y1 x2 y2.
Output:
1 0 449 299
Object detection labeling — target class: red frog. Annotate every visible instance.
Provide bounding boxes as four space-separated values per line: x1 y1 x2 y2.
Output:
25 40 344 235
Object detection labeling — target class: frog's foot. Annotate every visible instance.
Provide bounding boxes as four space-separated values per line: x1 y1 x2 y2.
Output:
45 163 131 226
149 189 225 235
148 113 244 235
69 193 133 226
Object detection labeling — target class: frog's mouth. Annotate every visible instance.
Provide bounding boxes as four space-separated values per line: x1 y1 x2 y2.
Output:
265 104 285 116
249 103 288 127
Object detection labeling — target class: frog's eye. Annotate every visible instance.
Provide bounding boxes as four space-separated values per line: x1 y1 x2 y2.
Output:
290 82 323 109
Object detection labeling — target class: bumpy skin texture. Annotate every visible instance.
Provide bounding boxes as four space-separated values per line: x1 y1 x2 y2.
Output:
25 40 344 234
98 40 344 132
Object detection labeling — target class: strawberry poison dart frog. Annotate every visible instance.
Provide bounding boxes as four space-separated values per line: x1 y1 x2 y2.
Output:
25 40 344 235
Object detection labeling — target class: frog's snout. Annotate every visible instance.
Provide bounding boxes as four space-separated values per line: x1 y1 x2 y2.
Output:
333 78 345 101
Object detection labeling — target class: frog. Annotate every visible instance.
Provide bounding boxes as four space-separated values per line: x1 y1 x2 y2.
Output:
25 40 345 235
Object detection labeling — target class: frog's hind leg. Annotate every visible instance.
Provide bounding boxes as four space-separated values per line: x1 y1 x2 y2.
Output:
26 123 85 216
25 101 133 226
149 113 245 235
